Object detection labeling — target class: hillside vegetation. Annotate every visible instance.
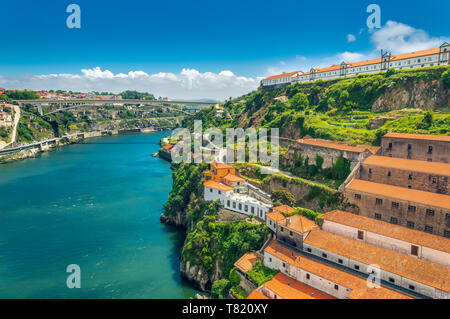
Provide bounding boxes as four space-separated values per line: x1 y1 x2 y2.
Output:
184 66 449 145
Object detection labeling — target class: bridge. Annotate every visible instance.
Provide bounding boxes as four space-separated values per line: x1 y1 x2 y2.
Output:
14 99 219 116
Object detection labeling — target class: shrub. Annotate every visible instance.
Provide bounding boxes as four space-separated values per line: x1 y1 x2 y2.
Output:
247 260 279 286
211 279 231 299
229 268 241 286
271 187 296 206
441 68 450 89
290 92 309 111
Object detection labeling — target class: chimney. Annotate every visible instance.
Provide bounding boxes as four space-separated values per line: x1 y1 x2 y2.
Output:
286 218 290 226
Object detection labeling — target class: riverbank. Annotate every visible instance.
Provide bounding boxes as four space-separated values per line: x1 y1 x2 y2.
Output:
0 127 171 164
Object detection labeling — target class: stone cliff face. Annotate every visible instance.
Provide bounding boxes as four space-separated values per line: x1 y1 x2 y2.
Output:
180 260 221 292
372 79 448 111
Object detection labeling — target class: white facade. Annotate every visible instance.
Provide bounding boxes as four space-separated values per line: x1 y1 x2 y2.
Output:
263 251 352 299
262 43 450 87
204 185 272 221
302 239 448 299
322 219 450 267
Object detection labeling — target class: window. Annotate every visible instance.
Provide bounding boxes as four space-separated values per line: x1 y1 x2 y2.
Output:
408 174 413 180
376 198 383 205
392 202 399 209
357 230 364 240
251 206 254 214
444 230 450 239
411 245 419 256
238 203 242 210
407 221 415 229
389 277 395 283
338 259 343 264
322 253 327 258
388 142 392 149
227 200 230 207
390 217 398 225
354 194 361 200
289 231 293 236
446 213 450 220
428 146 433 154
269 257 272 262
369 168 372 174
425 225 433 233
408 144 412 150
374 213 382 220
387 171 391 177
280 227 284 232
426 209 435 217
432 177 437 184
408 205 416 212
244 205 248 212
282 263 285 268
233 202 236 209
334 284 339 291
354 265 360 270
209 188 213 192
409 285 415 291
306 248 312 253
306 273 310 280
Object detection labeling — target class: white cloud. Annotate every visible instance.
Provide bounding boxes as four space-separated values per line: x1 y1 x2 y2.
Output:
347 34 356 43
337 51 366 62
0 67 261 100
371 20 448 53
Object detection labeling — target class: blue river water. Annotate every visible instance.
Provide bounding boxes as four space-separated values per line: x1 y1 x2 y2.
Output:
0 132 198 298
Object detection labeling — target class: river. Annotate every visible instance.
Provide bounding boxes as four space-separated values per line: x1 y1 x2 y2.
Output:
0 132 198 298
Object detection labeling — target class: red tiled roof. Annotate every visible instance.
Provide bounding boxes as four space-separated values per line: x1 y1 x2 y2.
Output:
234 252 258 273
383 132 450 142
203 180 233 191
323 210 450 254
346 179 450 209
304 229 450 292
363 155 450 176
262 272 336 299
263 71 300 81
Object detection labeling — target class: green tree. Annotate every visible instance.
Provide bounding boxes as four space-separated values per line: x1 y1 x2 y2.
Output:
315 154 324 170
422 111 433 128
441 68 450 89
290 92 309 111
211 279 231 299
229 268 241 286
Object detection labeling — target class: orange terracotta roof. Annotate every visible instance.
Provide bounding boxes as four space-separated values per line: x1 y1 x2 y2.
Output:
264 241 411 299
346 179 450 209
272 205 296 214
314 64 341 73
234 252 258 274
322 210 450 254
203 180 233 191
263 71 300 81
390 48 440 61
223 173 245 182
305 229 450 292
383 132 450 142
266 211 286 223
211 161 234 170
347 58 382 68
162 144 174 150
246 290 269 299
284 214 317 234
297 138 376 153
262 272 336 299
363 155 450 176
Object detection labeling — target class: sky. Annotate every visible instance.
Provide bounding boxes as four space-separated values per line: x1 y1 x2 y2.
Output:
0 0 449 100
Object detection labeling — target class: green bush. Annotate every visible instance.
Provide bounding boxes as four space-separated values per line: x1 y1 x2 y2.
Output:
229 268 241 286
230 286 247 299
211 279 231 299
246 260 279 286
442 68 450 89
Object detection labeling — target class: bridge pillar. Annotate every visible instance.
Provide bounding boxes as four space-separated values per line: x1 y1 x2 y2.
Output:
37 105 43 116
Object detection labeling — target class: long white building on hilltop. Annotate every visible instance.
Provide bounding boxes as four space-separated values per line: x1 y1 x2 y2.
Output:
261 42 450 87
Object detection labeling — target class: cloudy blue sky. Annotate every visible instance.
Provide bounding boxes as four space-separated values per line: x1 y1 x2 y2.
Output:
0 0 449 99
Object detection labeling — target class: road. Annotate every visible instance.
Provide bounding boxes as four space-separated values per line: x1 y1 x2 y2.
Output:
0 105 21 150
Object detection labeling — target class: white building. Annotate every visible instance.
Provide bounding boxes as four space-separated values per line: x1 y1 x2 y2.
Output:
322 210 450 267
203 180 272 220
262 43 450 87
